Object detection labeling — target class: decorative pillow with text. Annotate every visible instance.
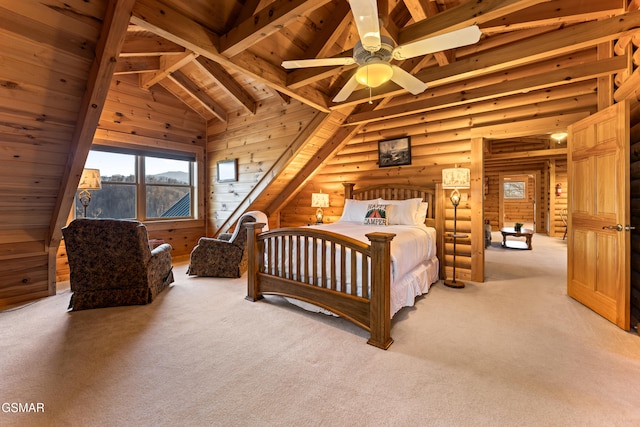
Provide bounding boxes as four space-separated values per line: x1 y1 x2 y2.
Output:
363 204 388 226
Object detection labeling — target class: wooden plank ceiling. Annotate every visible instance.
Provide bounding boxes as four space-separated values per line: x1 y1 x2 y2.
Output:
124 0 628 115
120 0 633 209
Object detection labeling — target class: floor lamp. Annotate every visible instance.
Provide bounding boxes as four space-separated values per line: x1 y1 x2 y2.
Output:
442 167 470 288
77 168 101 218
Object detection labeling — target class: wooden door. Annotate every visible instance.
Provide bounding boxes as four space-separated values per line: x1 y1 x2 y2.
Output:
567 101 630 329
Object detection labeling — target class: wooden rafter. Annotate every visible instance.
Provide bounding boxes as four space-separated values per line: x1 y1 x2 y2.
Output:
338 10 640 106
194 57 257 115
120 31 186 56
131 0 331 111
114 56 160 74
219 0 333 57
345 55 627 125
49 0 136 246
139 51 198 89
167 70 227 122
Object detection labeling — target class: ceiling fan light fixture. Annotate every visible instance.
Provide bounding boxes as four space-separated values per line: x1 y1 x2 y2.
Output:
355 62 393 88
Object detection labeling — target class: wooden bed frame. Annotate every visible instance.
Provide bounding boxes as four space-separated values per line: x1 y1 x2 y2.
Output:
245 183 438 349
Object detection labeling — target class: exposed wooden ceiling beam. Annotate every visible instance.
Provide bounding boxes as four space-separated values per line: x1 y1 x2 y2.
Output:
345 54 627 125
131 0 331 112
339 10 640 106
157 79 217 121
194 57 257 115
285 0 550 99
114 56 160 74
120 31 186 56
481 0 627 34
398 0 552 45
50 0 136 246
168 70 227 122
471 112 589 139
219 0 333 57
486 147 568 161
403 0 453 66
358 90 597 143
140 51 198 89
306 1 352 60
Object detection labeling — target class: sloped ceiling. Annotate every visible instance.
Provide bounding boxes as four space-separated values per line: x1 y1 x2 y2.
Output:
118 0 635 217
123 0 630 118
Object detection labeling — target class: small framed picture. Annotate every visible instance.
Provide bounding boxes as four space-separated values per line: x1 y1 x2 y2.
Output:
378 136 411 167
217 159 238 182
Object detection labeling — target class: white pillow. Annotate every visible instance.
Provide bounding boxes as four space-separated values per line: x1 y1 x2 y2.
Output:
415 202 429 225
339 199 378 222
379 198 422 225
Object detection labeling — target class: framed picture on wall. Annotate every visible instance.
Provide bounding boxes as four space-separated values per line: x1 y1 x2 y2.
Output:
217 159 238 182
378 136 411 167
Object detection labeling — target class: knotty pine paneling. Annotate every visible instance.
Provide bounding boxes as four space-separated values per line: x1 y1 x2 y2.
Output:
0 0 109 308
206 98 319 234
54 73 208 284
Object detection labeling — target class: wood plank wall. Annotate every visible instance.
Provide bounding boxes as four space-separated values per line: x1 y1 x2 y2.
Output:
0 0 108 307
206 98 319 234
55 75 207 282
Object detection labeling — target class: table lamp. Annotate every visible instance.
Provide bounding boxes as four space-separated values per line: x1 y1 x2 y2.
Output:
442 167 470 288
311 192 329 224
78 168 101 217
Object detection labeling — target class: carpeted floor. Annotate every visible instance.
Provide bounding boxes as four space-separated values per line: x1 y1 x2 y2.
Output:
1 232 640 426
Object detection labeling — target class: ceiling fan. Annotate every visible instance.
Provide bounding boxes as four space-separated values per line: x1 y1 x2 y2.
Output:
281 0 482 103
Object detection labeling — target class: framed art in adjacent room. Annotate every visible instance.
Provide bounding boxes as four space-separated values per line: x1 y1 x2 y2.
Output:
217 159 238 182
378 136 411 167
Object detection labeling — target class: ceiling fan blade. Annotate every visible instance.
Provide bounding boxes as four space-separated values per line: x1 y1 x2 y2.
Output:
282 57 355 69
332 74 360 103
390 65 427 95
348 0 381 52
392 25 482 60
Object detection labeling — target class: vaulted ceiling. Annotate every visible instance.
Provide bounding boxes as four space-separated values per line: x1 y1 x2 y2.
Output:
121 0 633 132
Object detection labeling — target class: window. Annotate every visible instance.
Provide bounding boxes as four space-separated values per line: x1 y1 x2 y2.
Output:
503 181 526 199
76 148 195 220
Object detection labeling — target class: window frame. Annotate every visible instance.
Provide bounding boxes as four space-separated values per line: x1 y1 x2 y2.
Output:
79 147 197 221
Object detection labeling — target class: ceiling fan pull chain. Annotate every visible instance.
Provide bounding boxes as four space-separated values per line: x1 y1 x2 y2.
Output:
369 85 373 104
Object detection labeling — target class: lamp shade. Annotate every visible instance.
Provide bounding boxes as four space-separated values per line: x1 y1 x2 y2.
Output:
355 62 393 88
311 192 329 208
78 168 102 190
442 167 470 189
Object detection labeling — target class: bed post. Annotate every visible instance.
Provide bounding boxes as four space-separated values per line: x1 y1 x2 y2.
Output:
366 232 395 350
245 222 265 302
343 182 355 200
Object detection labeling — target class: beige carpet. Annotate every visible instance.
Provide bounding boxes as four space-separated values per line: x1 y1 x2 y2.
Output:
2 233 640 426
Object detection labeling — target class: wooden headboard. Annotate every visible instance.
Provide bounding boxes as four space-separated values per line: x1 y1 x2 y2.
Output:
342 182 436 227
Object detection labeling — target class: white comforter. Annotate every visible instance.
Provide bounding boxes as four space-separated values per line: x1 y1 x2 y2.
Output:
284 221 438 317
309 221 436 281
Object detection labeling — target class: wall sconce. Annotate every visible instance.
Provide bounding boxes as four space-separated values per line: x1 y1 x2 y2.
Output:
442 167 471 288
550 131 568 144
311 191 330 224
78 168 101 217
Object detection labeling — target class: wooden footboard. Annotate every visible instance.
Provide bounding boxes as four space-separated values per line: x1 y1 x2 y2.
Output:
245 222 395 349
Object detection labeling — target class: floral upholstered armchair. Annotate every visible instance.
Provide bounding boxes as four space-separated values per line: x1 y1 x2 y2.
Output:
62 218 174 311
187 211 268 278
